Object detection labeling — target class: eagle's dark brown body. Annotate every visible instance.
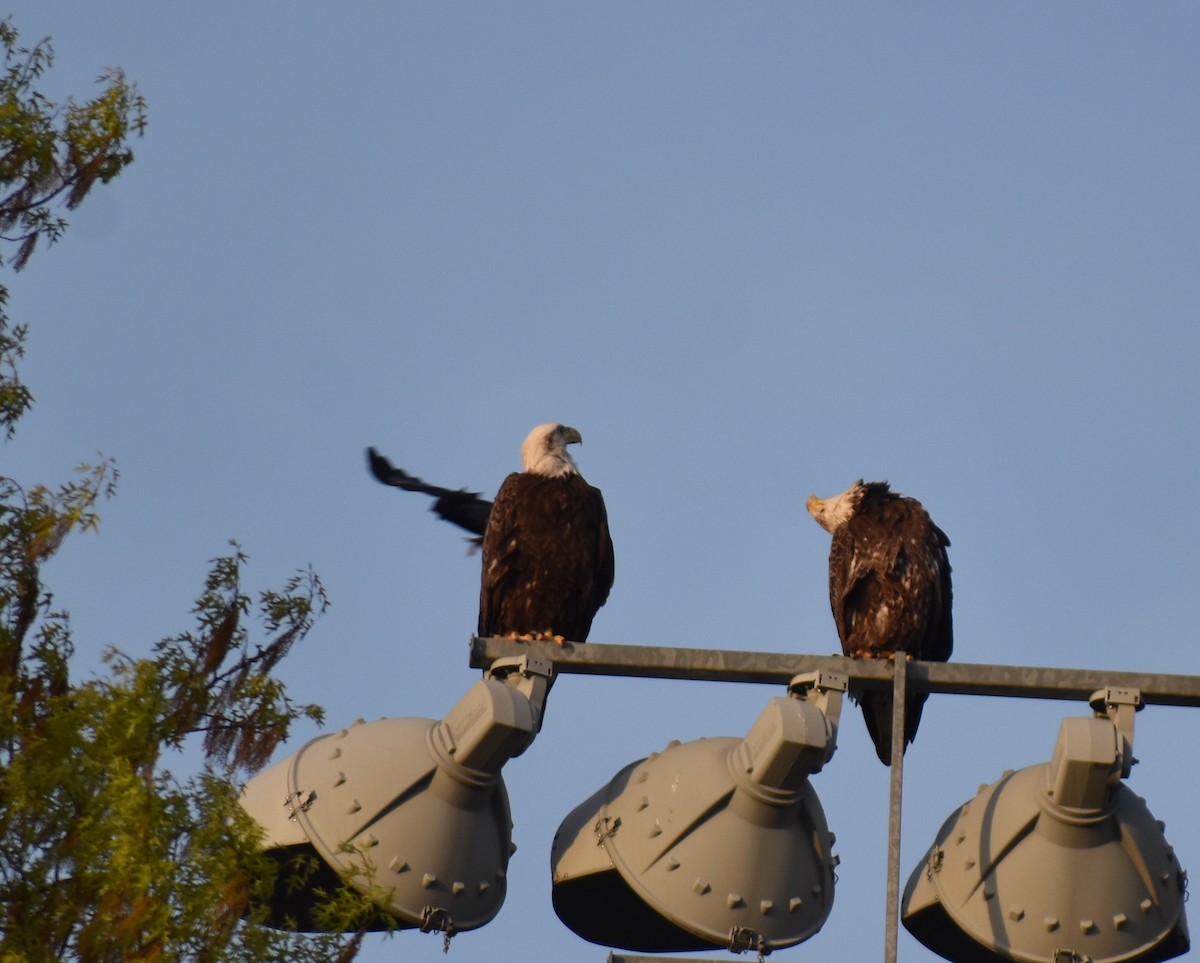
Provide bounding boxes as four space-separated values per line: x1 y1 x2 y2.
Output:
810 481 952 765
478 431 614 644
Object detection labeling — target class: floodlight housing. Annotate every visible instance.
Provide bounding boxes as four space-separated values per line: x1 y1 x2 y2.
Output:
551 671 846 955
239 656 550 936
903 688 1190 963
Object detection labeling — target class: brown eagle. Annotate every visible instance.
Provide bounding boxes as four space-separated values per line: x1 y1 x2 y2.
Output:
806 480 952 765
479 423 614 645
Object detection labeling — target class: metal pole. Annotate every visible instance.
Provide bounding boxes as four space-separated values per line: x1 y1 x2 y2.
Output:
885 657 906 963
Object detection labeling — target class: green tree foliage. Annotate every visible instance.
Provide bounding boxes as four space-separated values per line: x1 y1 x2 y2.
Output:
0 15 146 437
0 18 147 272
0 20 380 962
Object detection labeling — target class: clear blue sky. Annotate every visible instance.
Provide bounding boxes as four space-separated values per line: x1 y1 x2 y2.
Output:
6 4 1199 961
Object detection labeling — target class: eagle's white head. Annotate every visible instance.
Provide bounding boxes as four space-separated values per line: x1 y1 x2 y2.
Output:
521 422 583 478
806 479 867 533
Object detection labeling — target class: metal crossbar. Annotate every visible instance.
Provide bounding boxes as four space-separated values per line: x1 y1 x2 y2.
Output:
469 636 1200 705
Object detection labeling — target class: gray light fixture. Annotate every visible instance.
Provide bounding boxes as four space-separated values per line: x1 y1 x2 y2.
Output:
550 671 846 955
239 655 550 937
903 687 1190 963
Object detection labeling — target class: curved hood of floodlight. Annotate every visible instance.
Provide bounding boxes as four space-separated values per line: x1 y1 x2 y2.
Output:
551 733 838 954
240 675 537 935
289 717 513 930
902 760 1190 963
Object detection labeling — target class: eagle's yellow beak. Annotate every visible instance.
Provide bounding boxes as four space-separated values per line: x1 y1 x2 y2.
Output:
806 494 824 517
562 426 583 445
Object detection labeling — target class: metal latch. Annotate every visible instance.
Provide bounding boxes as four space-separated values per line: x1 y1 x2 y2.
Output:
420 906 456 952
594 815 621 845
728 925 767 957
285 788 316 819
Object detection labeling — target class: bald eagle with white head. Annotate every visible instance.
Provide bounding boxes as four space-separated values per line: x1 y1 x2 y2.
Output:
806 480 952 765
479 423 614 645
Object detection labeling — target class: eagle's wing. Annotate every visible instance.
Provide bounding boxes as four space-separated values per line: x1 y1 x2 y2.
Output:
921 521 954 663
589 484 616 615
477 473 523 636
366 447 493 539
830 528 887 655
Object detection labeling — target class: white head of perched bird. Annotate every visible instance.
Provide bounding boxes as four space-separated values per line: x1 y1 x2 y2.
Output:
807 480 952 765
479 423 615 647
